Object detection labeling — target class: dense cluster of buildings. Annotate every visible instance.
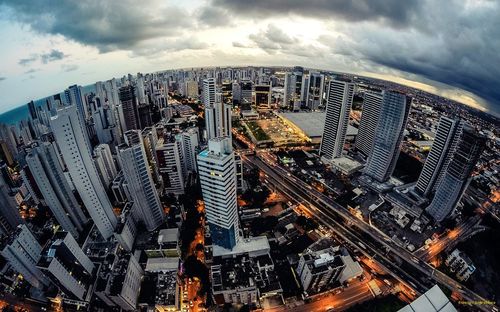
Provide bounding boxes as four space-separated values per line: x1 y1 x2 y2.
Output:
0 65 496 310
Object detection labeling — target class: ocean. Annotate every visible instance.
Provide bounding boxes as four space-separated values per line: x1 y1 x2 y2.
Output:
0 84 96 126
0 105 30 126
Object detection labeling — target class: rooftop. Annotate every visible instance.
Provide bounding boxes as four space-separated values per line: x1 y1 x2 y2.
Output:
213 236 270 257
397 285 457 312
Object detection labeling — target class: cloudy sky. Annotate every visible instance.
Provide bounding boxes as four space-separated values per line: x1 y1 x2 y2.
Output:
0 0 499 115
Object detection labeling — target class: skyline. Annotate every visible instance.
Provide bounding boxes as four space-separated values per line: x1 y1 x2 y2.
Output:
0 0 499 115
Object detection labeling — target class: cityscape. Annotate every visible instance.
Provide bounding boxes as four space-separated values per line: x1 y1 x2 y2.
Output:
0 2 499 312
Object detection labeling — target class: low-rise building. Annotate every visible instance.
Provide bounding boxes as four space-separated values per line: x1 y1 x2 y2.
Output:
445 249 475 282
95 250 143 311
211 253 282 307
296 246 345 293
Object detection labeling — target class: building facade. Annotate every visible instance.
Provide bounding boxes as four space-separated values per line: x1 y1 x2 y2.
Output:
363 91 411 182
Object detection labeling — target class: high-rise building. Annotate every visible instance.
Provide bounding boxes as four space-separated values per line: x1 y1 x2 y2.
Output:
94 143 118 188
319 79 355 161
1 224 49 289
119 85 140 131
0 172 23 235
304 72 325 111
0 123 18 166
135 76 147 105
296 246 346 292
178 127 200 173
197 137 239 250
355 92 383 157
50 105 117 239
203 78 216 108
364 91 411 182
283 71 303 110
415 117 463 197
65 85 87 120
425 126 486 221
255 84 271 109
25 142 88 239
156 135 185 195
118 131 165 230
205 93 232 141
95 251 144 311
186 80 199 98
240 80 253 106
37 231 95 301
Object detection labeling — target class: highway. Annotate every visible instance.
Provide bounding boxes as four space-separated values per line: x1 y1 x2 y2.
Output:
266 281 376 312
244 153 496 311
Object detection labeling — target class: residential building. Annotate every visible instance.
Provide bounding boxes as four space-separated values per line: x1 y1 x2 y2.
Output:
198 137 240 250
0 170 23 235
445 249 475 282
50 105 117 239
119 85 140 131
425 126 486 221
364 91 411 182
25 142 87 239
118 130 165 230
355 92 383 157
296 246 345 292
94 143 118 189
156 134 185 195
319 79 355 161
1 225 49 289
37 231 95 301
415 117 463 197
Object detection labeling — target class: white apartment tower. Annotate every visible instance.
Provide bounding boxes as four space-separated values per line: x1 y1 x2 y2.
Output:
415 117 463 197
37 231 95 301
364 91 411 182
50 105 117 239
206 92 232 141
197 137 240 250
178 127 200 173
25 142 88 239
156 135 185 195
94 143 118 188
118 131 165 230
1 225 49 289
355 92 383 157
320 79 355 161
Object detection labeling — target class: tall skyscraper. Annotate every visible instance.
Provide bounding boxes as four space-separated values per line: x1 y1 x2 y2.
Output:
118 131 165 230
178 127 200 173
304 72 325 111
119 85 140 131
283 71 303 111
50 105 117 239
425 126 486 221
0 123 18 166
355 92 383 157
0 172 23 235
203 78 216 108
240 80 253 106
1 224 49 289
65 85 87 120
156 134 185 195
319 79 355 161
25 142 88 239
364 91 411 182
415 117 463 197
255 84 271 109
37 231 95 301
205 93 232 141
94 143 118 188
197 137 239 250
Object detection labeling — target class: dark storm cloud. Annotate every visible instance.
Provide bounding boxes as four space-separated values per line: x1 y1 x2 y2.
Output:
0 0 193 52
196 6 232 27
210 0 421 27
319 0 500 110
40 49 66 63
0 77 6 81
213 0 500 110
